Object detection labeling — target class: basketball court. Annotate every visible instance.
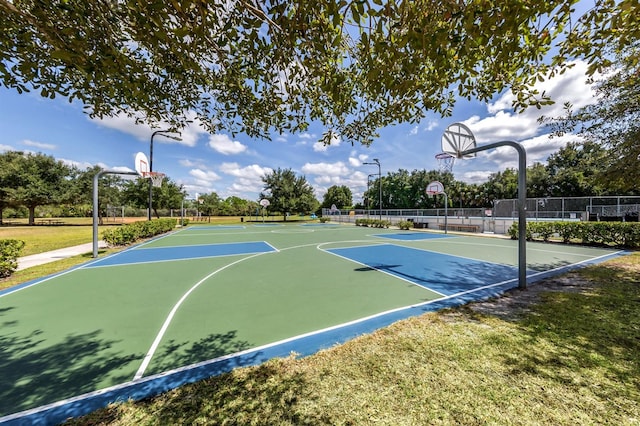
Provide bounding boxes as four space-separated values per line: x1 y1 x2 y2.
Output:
0 224 624 425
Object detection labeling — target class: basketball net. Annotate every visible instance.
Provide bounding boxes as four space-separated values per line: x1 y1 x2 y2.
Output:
435 152 455 173
142 171 165 187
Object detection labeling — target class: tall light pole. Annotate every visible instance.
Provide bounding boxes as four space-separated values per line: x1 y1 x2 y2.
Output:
367 173 377 216
148 129 181 220
363 158 381 220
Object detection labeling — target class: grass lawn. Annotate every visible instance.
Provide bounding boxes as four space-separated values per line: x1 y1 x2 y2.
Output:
63 251 640 425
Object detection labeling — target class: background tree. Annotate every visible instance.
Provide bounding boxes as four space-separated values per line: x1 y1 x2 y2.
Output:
10 152 73 225
546 141 609 197
543 45 640 192
0 151 25 224
260 168 317 220
322 185 352 210
526 163 553 199
197 192 221 216
370 169 454 209
1 1 637 144
70 166 126 221
121 176 186 218
482 169 519 203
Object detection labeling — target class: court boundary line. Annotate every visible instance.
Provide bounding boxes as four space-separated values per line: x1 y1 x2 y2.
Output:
433 238 619 258
326 241 519 271
84 241 279 269
0 231 178 299
318 243 447 297
0 248 626 425
371 232 458 241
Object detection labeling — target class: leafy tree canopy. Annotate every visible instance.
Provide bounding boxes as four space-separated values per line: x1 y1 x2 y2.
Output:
121 176 186 218
322 185 352 209
541 43 640 191
260 168 318 219
0 151 73 224
2 0 637 145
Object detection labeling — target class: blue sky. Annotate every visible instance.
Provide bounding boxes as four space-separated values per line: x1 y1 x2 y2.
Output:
0 60 597 204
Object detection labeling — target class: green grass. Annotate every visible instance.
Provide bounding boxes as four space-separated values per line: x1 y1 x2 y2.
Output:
0 225 98 256
64 252 640 425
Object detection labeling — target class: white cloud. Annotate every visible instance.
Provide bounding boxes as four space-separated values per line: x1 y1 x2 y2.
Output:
409 126 419 136
59 158 94 170
22 139 56 150
0 144 16 152
301 161 350 176
458 170 494 183
179 159 200 167
348 157 361 167
190 168 221 184
312 132 341 152
488 60 598 117
91 112 203 147
465 60 599 144
219 162 273 197
208 134 247 155
220 162 272 179
424 120 439 131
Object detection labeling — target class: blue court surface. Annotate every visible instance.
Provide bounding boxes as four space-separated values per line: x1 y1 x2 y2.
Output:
87 241 276 267
326 244 520 296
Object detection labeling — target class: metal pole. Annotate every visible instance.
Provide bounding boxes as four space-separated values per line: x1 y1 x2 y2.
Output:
148 131 159 221
376 160 382 221
462 141 527 289
364 159 382 220
444 192 448 234
148 129 182 221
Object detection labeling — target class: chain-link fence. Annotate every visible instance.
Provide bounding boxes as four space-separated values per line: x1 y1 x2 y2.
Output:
493 196 640 221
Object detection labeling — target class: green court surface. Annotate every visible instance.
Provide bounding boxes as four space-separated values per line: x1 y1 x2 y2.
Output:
0 224 623 424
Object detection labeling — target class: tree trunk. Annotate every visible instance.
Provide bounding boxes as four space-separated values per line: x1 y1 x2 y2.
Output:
28 206 36 225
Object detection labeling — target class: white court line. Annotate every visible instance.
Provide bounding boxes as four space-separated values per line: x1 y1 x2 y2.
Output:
433 239 614 257
318 243 447 297
0 232 176 299
133 251 272 380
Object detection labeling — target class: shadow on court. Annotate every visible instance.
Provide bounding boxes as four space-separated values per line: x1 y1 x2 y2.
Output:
148 331 255 376
0 324 140 415
353 259 519 296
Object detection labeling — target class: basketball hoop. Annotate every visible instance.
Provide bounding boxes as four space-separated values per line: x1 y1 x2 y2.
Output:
435 152 455 173
142 171 165 187
426 180 445 196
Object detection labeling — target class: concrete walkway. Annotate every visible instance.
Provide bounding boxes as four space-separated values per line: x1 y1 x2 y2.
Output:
17 241 107 271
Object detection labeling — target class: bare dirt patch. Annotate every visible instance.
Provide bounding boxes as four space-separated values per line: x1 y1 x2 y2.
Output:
462 272 597 321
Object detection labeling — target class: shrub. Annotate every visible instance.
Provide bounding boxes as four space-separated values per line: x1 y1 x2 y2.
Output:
0 239 26 277
102 218 177 246
356 218 390 228
397 220 413 230
509 221 640 248
529 222 554 242
319 217 331 223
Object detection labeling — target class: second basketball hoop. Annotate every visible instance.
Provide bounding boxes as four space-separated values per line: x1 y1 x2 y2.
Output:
435 152 455 173
142 171 166 187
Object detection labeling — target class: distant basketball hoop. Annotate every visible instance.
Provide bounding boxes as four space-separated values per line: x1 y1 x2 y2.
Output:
426 180 445 196
435 152 455 173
